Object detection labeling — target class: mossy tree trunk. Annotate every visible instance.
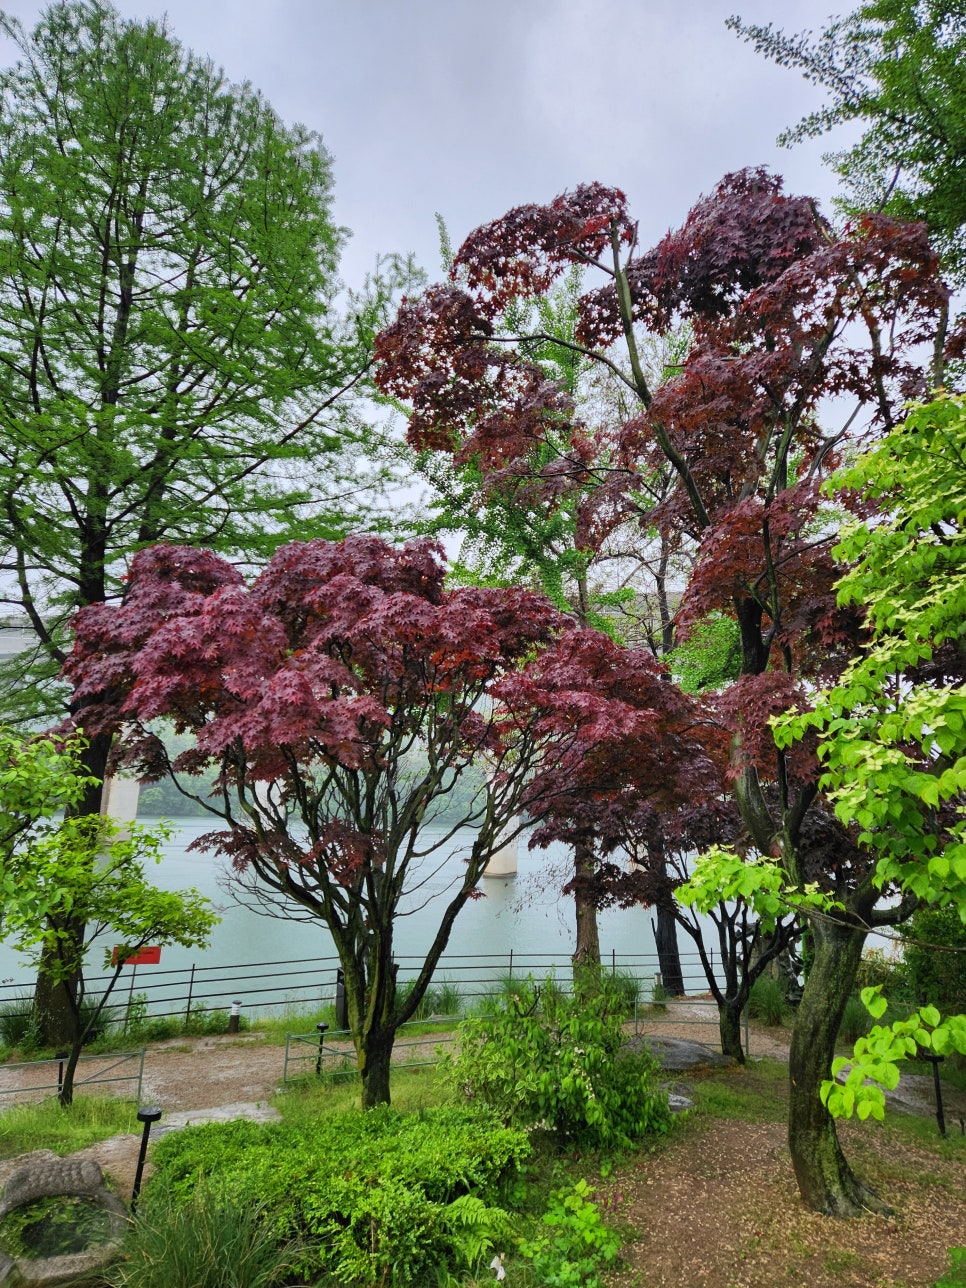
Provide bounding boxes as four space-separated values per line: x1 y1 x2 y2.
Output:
787 912 891 1216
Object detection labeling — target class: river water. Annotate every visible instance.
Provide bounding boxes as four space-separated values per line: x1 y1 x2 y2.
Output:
0 819 672 1004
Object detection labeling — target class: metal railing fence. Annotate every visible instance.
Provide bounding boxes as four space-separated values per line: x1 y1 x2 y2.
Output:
0 1049 145 1103
0 948 724 1033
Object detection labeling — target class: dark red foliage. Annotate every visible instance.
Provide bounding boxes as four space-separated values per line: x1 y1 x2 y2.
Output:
577 169 823 347
492 629 727 853
454 182 634 318
370 167 950 892
65 536 569 790
374 285 580 475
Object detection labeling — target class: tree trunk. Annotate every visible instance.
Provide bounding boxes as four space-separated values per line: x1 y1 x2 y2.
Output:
58 1043 84 1109
33 732 112 1047
788 913 890 1216
654 902 684 995
359 1025 394 1110
33 942 81 1051
719 996 746 1062
572 841 602 992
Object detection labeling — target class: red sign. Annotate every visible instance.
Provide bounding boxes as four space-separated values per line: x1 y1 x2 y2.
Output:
112 945 162 966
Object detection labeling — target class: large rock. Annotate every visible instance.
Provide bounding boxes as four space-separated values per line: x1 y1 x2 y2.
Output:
629 1035 737 1073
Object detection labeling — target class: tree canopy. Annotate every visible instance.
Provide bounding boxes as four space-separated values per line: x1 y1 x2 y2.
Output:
0 0 404 728
373 166 953 1213
729 1 966 286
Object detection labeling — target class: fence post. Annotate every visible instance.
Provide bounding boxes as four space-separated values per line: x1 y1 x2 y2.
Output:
743 1006 750 1060
124 962 137 1031
508 949 513 980
185 963 196 1022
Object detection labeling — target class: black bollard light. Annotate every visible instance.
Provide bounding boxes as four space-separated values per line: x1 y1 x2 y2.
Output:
920 1051 947 1137
227 999 242 1035
315 1022 329 1076
130 1106 162 1214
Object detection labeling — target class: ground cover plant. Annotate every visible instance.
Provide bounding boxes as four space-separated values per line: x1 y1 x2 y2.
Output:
147 1105 530 1286
0 1097 140 1158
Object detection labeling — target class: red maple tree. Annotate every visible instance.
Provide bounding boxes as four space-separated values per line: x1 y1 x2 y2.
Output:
64 535 701 1109
374 167 952 1212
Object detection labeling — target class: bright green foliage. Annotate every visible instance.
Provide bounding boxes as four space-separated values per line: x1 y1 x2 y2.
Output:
0 0 405 725
0 728 94 854
439 976 671 1150
149 1106 529 1286
776 396 966 909
731 2 966 282
0 814 216 978
518 1179 622 1288
936 1246 966 1287
668 612 743 693
0 729 217 1101
774 395 966 1121
822 986 966 1120
677 846 841 933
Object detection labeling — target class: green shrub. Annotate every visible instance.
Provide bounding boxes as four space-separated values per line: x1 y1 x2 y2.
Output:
149 1104 529 1286
439 975 672 1150
396 976 462 1022
0 994 38 1052
856 947 912 999
905 904 966 1013
748 975 786 1026
108 1183 299 1288
605 969 640 1015
518 1179 621 1288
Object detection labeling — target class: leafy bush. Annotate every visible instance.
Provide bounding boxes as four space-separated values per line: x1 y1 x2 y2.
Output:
149 1104 529 1286
108 1183 298 1288
905 904 966 1013
748 975 786 1026
439 975 671 1150
605 969 640 1015
856 947 912 999
518 1179 621 1287
0 993 38 1051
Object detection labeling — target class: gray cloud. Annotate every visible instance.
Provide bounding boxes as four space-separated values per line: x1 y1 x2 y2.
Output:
1 0 852 285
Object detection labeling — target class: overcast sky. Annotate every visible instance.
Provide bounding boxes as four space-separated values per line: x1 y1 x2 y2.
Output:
2 0 853 290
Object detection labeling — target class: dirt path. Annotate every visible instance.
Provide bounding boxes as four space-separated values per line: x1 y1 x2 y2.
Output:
609 1113 966 1288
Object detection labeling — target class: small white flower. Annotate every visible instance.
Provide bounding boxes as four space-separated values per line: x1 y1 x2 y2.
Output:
490 1252 506 1281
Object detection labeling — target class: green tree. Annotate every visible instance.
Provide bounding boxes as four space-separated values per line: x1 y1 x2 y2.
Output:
0 0 407 1043
0 0 403 737
729 1 966 288
0 730 217 1105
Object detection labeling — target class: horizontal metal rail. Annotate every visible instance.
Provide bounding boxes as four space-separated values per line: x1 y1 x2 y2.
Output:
0 1049 145 1103
1 949 723 1036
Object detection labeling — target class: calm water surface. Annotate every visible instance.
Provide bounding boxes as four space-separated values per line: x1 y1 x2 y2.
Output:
0 819 662 996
